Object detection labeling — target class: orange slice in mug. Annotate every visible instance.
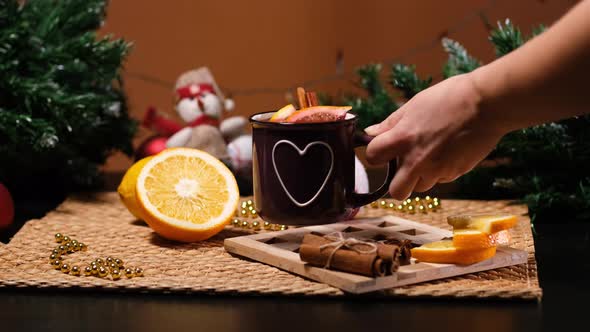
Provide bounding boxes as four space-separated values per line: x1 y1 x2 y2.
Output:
270 104 296 122
286 106 352 123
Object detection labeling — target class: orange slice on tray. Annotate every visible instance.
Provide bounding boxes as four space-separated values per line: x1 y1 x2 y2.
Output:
286 106 352 123
451 229 495 250
411 240 497 265
452 229 512 249
270 104 296 122
135 148 239 242
447 214 517 234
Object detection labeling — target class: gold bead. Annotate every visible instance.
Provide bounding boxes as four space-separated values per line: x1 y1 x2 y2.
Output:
252 221 260 229
407 205 415 214
91 264 99 275
51 259 62 268
124 268 134 278
64 242 74 253
55 233 64 243
134 267 144 277
70 239 78 246
60 263 71 273
414 197 421 202
95 258 104 266
247 200 253 206
98 266 108 278
62 236 70 243
425 195 431 201
106 257 114 264
247 205 254 211
397 204 404 212
84 266 92 276
406 198 412 204
114 258 123 267
231 219 240 227
111 269 121 280
109 262 117 270
71 266 81 276
57 245 66 254
241 201 248 209
263 221 271 229
370 201 379 208
49 253 60 261
379 200 386 208
388 202 395 209
279 225 288 231
240 209 248 217
402 200 408 206
427 203 434 210
418 205 427 214
51 248 61 256
251 210 257 216
77 243 87 252
241 220 249 228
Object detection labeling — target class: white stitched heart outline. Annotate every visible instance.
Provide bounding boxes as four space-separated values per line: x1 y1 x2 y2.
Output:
272 140 334 207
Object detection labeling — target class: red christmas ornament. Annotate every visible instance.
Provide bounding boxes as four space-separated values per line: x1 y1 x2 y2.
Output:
0 183 14 229
135 135 168 160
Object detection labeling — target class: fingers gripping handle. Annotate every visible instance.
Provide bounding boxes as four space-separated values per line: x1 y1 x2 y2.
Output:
347 133 397 208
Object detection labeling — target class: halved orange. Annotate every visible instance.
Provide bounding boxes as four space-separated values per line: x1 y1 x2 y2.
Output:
135 148 239 242
411 240 497 265
270 104 296 122
447 214 517 234
286 106 352 123
117 156 153 221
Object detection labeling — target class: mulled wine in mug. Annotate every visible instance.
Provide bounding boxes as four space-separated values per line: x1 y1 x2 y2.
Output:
249 108 395 225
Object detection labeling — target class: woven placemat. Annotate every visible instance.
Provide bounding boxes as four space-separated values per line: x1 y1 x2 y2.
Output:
0 192 541 300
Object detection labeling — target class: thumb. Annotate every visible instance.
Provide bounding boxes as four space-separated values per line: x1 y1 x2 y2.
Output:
364 108 406 136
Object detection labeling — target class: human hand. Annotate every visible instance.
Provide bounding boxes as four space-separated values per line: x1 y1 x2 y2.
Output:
365 74 506 200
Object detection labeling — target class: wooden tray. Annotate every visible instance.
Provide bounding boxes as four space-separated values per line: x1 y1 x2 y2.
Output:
224 215 528 294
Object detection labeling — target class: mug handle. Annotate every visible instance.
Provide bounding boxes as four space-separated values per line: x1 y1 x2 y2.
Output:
347 133 397 208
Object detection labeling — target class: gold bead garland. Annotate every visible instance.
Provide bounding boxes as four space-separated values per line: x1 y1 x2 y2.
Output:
232 200 288 231
49 233 144 280
231 197 441 232
368 196 441 214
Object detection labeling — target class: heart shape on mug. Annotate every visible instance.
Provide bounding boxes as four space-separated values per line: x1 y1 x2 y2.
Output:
272 140 334 207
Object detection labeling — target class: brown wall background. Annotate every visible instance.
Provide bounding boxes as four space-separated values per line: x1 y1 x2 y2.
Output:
99 0 577 172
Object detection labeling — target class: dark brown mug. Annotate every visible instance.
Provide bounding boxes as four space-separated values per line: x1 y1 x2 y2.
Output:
249 112 396 225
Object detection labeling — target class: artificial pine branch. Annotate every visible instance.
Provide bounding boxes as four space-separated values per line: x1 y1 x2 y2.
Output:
390 64 432 99
442 37 481 78
344 64 399 130
0 0 136 196
489 19 524 57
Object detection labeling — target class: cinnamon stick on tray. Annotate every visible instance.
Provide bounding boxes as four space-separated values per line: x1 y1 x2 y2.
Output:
380 238 414 265
299 233 403 277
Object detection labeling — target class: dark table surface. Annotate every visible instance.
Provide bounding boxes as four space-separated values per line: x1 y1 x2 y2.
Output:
1 180 589 331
